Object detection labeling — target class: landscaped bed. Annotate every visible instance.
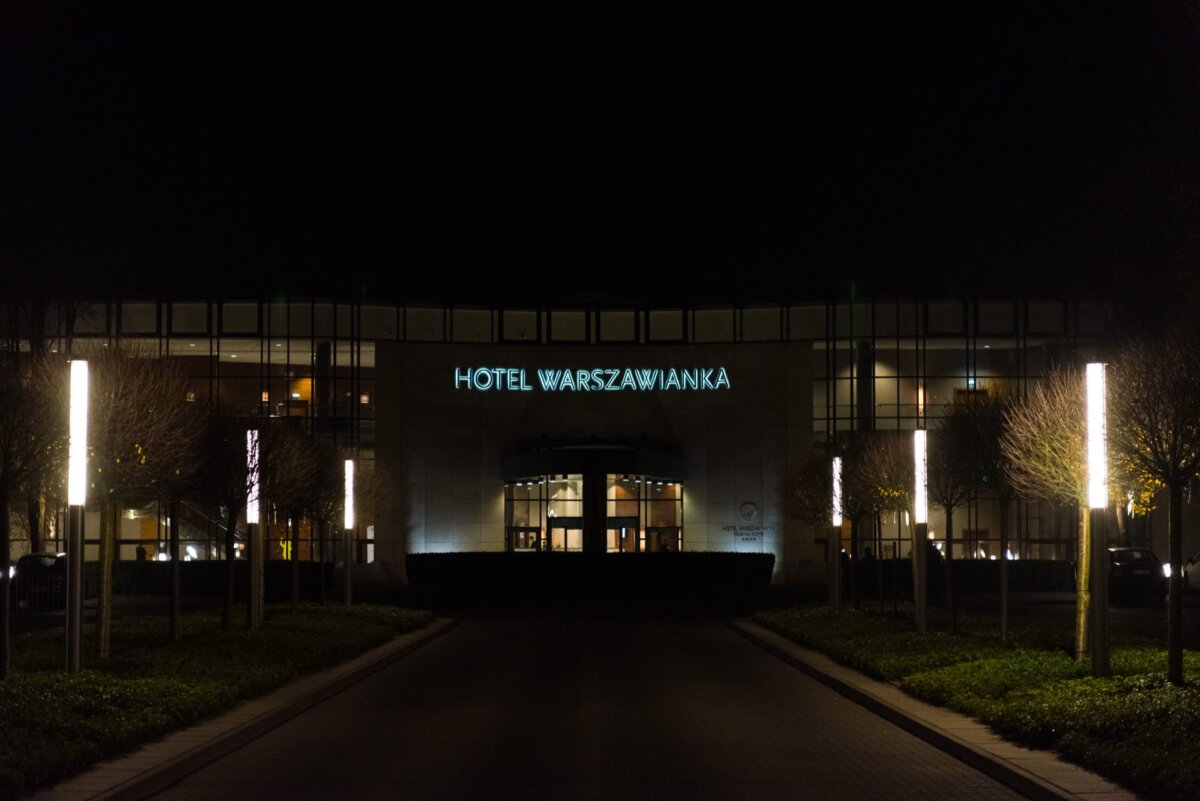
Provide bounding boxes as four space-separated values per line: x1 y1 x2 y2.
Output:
0 604 433 800
755 605 1200 801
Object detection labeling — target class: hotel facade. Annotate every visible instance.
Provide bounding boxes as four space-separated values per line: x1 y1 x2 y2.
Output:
4 296 1153 584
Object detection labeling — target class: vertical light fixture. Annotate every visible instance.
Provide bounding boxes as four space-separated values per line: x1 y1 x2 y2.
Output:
1085 361 1110 677
67 359 89 671
245 429 260 524
344 459 355 530
344 458 355 606
1086 363 1107 510
913 429 928 525
831 457 843 527
68 360 89 506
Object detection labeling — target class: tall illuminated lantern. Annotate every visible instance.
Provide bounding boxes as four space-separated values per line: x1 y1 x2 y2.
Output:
344 459 355 606
830 456 843 610
1086 363 1110 676
67 360 89 671
913 429 929 633
246 429 263 629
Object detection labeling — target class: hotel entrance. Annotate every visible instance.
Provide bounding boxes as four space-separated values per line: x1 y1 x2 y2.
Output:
502 439 686 555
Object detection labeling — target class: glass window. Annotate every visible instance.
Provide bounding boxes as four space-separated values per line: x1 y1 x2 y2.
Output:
1027 301 1064 334
171 303 208 334
406 307 444 341
501 309 538 341
362 306 398 339
648 310 684 341
550 310 587 342
452 309 491 342
289 303 312 337
75 303 109 334
121 303 158 334
547 475 583 519
313 304 335 337
694 309 734 342
742 307 781 341
977 302 1014 334
927 302 965 334
789 305 825 340
599 310 636 341
221 303 259 334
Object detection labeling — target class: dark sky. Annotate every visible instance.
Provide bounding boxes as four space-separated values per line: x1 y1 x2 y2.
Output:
3 2 1197 305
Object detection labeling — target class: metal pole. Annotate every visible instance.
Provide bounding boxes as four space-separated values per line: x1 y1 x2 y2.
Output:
169 501 181 642
829 527 841 610
248 522 262 630
67 505 83 672
913 522 928 633
343 526 353 606
1089 508 1110 677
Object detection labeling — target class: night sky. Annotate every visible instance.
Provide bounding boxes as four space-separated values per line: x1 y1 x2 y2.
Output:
3 2 1197 305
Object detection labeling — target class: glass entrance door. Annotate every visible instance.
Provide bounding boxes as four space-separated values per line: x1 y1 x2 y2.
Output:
548 517 584 551
606 516 639 553
643 527 682 553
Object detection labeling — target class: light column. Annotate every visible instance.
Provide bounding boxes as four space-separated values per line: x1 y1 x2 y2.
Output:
344 459 355 607
1086 363 1110 677
246 429 262 630
831 456 843 610
67 360 89 672
913 429 928 633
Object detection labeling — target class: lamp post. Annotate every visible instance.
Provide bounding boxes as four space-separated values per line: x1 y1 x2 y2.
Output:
830 456 843 610
67 360 88 672
913 429 928 634
344 459 355 607
1086 363 1110 677
246 429 262 630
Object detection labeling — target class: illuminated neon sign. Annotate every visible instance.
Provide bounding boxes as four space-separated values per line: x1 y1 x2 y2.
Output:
454 367 732 392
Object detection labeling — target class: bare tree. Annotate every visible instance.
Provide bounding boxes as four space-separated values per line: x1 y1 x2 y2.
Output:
1001 367 1092 662
304 439 344 604
0 358 66 680
928 407 976 633
969 394 1021 640
198 417 254 631
260 422 318 613
85 346 198 659
854 433 917 616
1109 334 1200 685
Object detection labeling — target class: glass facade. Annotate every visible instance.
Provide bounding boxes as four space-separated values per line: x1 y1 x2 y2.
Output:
0 296 1114 567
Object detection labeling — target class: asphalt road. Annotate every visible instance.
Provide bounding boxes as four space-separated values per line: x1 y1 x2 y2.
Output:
148 614 1024 801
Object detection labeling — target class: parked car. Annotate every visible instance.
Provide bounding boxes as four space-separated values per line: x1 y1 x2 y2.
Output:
11 553 67 611
1108 547 1168 606
1184 552 1200 592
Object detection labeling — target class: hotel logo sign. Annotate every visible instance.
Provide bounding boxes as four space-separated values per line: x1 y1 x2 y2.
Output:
454 367 732 392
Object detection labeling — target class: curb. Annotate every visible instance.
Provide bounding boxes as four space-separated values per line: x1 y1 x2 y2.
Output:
30 617 458 801
730 619 1139 801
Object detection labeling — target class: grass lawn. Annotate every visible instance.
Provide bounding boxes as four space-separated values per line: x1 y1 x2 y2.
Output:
755 604 1200 801
0 604 433 800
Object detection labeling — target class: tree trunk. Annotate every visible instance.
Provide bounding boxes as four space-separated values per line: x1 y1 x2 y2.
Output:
169 500 181 642
1168 482 1184 685
1 498 11 681
290 513 300 612
945 505 956 634
96 499 116 660
999 497 1010 642
26 497 42 554
1075 505 1091 664
222 510 237 632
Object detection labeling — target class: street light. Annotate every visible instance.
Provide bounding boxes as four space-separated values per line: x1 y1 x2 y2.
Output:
830 456 842 610
1086 362 1110 676
67 360 88 671
912 429 928 633
344 459 355 606
246 429 262 629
